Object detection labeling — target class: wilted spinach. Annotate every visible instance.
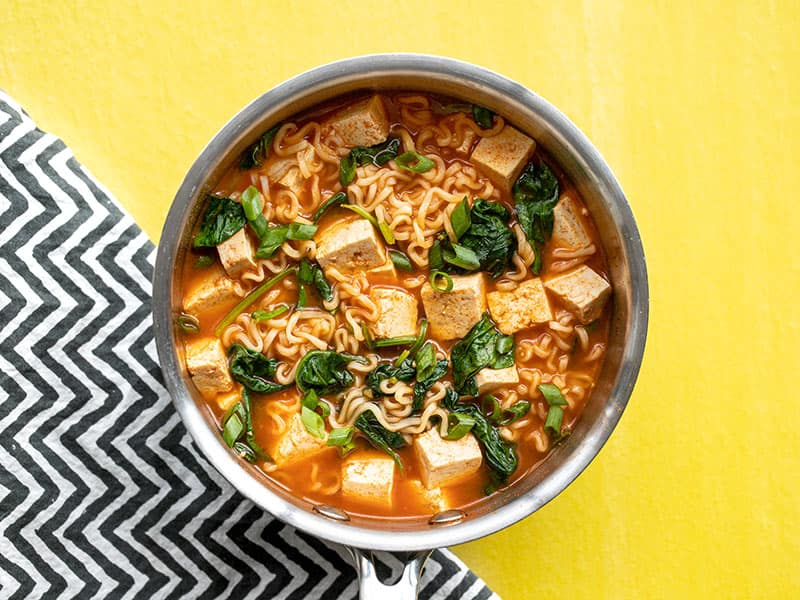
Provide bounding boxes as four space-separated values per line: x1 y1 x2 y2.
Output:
339 137 401 186
458 200 517 278
365 346 448 414
240 125 280 170
228 343 290 395
221 389 272 463
295 350 365 394
355 412 406 468
450 314 515 396
513 161 560 274
472 105 495 129
193 195 246 248
441 387 518 484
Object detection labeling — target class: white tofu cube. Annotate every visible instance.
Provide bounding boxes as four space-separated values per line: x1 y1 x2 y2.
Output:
370 288 418 339
185 337 233 397
414 428 483 489
273 412 328 466
366 256 397 280
277 167 304 196
314 218 387 273
183 275 240 315
325 95 390 148
217 228 256 278
341 456 395 505
470 125 536 192
407 480 448 513
552 196 591 250
474 365 520 395
544 265 611 324
420 273 487 340
487 277 553 335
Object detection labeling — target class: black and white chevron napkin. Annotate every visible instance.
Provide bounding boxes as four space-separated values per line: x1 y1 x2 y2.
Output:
0 91 499 599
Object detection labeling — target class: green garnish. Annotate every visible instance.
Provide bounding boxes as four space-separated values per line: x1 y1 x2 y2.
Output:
395 151 435 173
513 161 560 274
327 427 356 455
388 249 414 272
498 400 531 426
176 314 200 334
414 342 437 382
394 319 428 367
450 197 472 240
355 412 405 468
443 413 476 440
295 350 366 394
472 105 495 129
313 192 347 223
251 305 289 322
339 137 402 186
450 314 515 396
341 204 394 244
240 124 279 170
221 389 272 462
429 271 453 292
255 221 317 259
193 254 215 268
193 195 246 248
241 186 262 221
214 268 297 336
373 335 418 348
442 242 480 271
539 383 568 439
227 343 290 395
287 222 317 240
301 406 326 439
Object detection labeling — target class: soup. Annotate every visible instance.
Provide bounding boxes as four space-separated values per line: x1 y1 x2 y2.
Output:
178 92 611 518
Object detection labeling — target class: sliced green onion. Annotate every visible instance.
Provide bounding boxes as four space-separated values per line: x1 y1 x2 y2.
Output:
361 322 375 350
232 441 256 462
255 224 289 258
495 334 514 355
301 405 326 439
327 426 354 447
378 221 395 244
301 389 319 410
394 318 428 367
251 305 289 322
342 204 378 226
544 404 564 438
241 185 263 221
414 342 437 381
313 192 347 223
287 222 317 240
450 197 471 240
241 389 271 461
429 271 453 293
176 313 200 333
193 255 215 268
222 412 244 447
538 383 568 406
428 240 444 271
249 214 269 239
373 335 417 348
443 413 476 440
388 249 414 272
395 151 435 173
472 105 495 129
481 395 503 423
498 400 531 426
214 268 297 336
443 243 480 270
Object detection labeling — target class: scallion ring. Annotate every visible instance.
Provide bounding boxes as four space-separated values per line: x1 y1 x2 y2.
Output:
429 271 453 293
176 313 200 333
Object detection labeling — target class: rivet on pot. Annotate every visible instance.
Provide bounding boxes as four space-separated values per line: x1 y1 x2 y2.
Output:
313 504 350 522
429 509 465 526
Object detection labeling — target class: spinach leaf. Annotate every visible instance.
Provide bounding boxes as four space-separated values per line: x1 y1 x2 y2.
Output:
193 195 247 248
240 125 280 170
472 105 495 129
339 137 401 186
512 161 560 274
458 200 517 278
441 387 518 483
355 412 405 468
228 343 290 395
450 314 515 396
412 358 448 413
296 259 333 306
295 350 365 394
366 360 416 396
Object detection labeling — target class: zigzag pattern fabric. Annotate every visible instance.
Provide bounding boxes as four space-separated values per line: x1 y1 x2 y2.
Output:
0 92 498 600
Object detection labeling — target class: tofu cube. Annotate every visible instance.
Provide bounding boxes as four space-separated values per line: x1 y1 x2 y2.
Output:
474 365 520 395
408 480 448 513
325 95 390 148
544 265 611 324
414 428 483 489
217 228 256 278
277 167 305 196
314 218 387 273
370 287 418 339
185 337 233 397
341 456 395 505
183 275 240 315
420 273 487 340
552 196 591 250
470 125 536 192
366 256 397 280
274 412 328 466
487 278 553 334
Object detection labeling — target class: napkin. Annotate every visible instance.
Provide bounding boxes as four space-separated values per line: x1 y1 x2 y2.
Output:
0 91 498 599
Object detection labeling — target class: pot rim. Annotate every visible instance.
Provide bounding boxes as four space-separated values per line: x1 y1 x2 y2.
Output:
153 53 649 552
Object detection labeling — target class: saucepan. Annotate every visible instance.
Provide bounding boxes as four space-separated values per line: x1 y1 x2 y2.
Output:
152 54 648 598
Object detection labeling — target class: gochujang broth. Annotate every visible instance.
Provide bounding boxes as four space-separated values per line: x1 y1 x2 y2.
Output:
179 93 612 517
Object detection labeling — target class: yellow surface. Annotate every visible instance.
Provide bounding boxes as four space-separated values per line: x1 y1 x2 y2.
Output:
3 1 799 598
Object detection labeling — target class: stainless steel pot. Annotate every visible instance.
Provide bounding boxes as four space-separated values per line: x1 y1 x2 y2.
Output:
153 54 648 598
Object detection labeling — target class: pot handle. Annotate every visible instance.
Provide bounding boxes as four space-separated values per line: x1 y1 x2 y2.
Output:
348 548 434 599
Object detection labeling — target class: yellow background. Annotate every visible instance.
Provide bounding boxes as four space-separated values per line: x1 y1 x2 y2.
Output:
2 1 798 598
